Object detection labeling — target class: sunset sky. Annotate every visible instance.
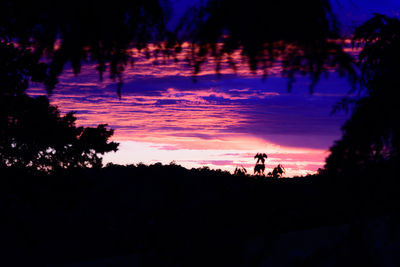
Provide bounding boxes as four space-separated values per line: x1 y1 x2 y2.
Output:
27 0 400 176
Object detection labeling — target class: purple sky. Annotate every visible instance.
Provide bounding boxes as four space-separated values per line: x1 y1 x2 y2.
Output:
168 0 400 33
27 0 400 176
28 45 352 176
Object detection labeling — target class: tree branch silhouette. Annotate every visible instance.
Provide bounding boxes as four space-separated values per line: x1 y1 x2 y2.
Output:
0 0 357 95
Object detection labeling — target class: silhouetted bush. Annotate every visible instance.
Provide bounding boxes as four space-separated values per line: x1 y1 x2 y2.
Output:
267 164 286 178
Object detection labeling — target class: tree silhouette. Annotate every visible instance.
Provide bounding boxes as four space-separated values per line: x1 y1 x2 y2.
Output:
325 14 400 177
234 165 247 176
254 153 268 164
0 94 119 172
0 41 48 97
0 0 169 96
0 41 118 172
176 0 356 90
267 164 285 179
0 0 357 95
254 164 265 176
254 153 267 175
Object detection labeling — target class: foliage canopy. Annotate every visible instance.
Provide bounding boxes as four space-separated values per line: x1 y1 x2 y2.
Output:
0 0 356 94
325 14 400 176
0 42 118 172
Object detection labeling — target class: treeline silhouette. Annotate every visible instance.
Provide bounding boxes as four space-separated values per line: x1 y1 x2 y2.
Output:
1 163 399 266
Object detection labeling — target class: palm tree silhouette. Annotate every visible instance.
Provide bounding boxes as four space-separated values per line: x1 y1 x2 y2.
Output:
254 153 268 176
254 153 268 164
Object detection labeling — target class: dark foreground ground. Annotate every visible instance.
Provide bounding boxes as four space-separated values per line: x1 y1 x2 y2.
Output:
1 163 400 266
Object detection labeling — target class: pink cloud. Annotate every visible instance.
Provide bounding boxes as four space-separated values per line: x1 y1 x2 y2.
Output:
26 44 353 176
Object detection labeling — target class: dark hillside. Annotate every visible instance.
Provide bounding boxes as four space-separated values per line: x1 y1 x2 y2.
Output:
1 164 399 266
